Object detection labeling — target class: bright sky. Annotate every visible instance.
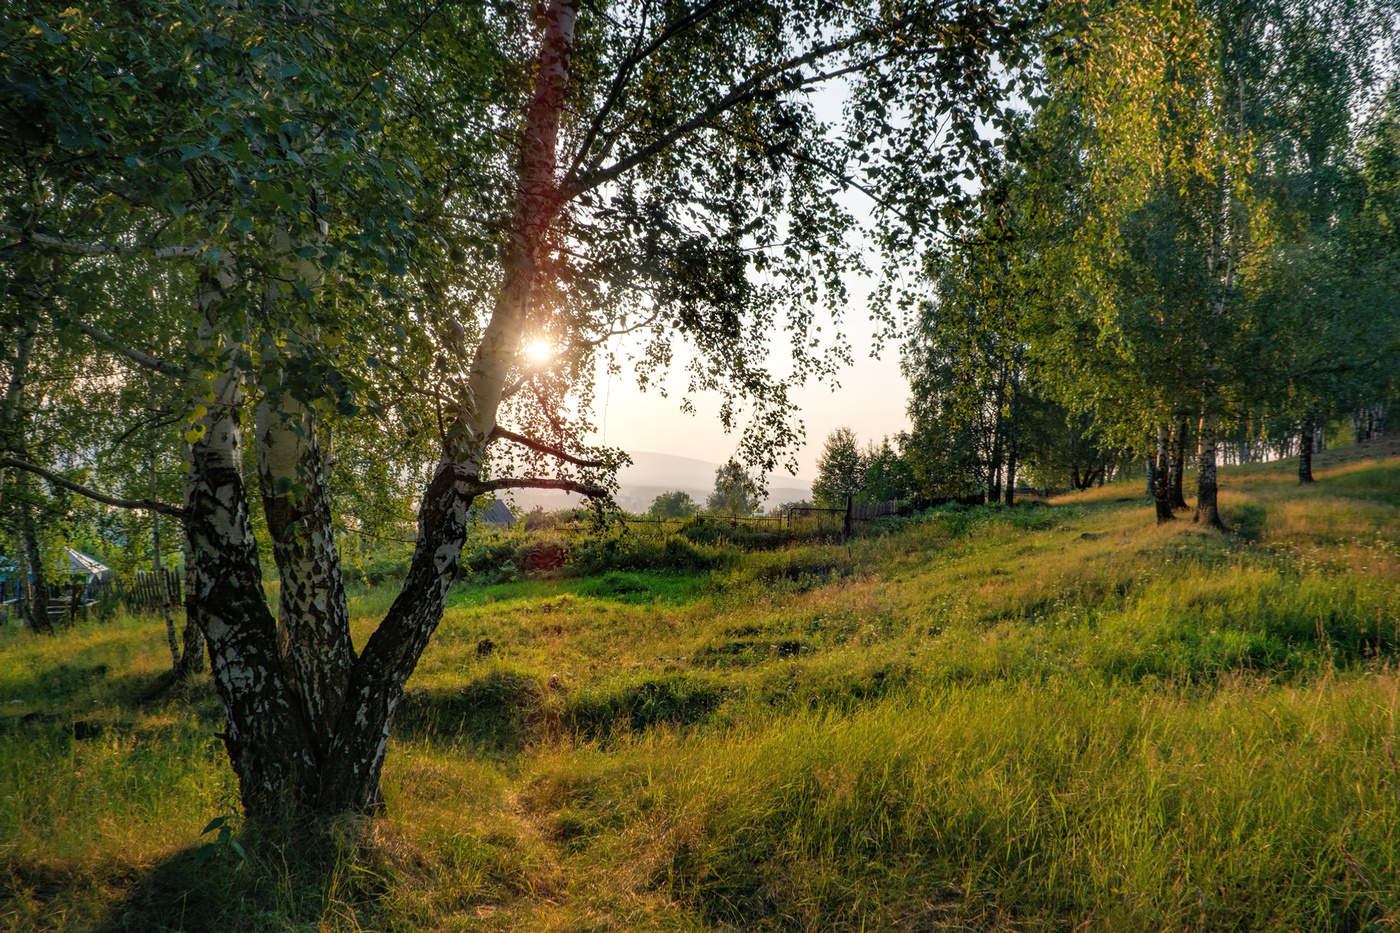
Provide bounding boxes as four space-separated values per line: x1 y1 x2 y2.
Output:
590 267 913 483
585 84 915 483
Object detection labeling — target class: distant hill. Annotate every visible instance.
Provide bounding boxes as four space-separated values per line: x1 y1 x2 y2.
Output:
507 450 812 514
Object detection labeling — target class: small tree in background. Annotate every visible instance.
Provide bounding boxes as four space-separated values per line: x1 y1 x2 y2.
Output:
860 437 915 503
648 491 698 520
812 427 865 508
707 461 760 516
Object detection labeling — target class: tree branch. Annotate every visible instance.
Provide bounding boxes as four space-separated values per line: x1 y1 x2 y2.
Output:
490 425 607 468
568 8 923 197
0 223 204 260
0 457 187 517
476 475 609 498
560 0 748 192
71 320 188 377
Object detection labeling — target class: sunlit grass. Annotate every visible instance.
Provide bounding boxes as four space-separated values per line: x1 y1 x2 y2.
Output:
2 450 1399 930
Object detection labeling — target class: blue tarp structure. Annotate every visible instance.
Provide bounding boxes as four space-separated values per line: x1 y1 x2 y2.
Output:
65 548 112 581
0 548 111 590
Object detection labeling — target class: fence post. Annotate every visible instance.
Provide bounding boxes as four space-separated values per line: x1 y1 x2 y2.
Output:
843 495 852 540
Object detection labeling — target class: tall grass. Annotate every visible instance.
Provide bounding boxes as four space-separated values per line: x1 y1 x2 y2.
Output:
527 673 1400 930
1 452 1398 930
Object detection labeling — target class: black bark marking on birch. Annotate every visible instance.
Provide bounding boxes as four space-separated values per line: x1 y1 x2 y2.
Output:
1298 415 1315 484
1152 424 1175 524
256 400 355 760
318 465 483 812
187 445 320 815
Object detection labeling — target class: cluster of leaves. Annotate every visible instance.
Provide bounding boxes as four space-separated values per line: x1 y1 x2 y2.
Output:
898 0 1400 504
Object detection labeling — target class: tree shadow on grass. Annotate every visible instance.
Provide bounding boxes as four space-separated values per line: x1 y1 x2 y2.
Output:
393 667 551 755
1317 463 1400 507
393 667 729 752
92 832 377 933
1229 502 1267 542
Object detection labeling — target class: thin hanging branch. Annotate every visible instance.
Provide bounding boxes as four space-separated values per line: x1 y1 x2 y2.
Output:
0 224 204 260
71 320 188 378
0 456 187 517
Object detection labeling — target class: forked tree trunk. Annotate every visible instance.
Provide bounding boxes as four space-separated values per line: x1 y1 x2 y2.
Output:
1194 412 1224 529
1152 423 1174 523
185 0 580 819
1298 413 1315 484
185 264 318 817
1168 415 1189 510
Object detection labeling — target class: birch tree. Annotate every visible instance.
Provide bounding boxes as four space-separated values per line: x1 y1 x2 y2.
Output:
2 0 1034 820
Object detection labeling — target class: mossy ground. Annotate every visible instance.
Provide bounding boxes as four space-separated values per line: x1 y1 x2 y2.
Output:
3 447 1400 931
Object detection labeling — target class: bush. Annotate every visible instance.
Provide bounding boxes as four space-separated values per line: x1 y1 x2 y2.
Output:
572 534 736 575
460 540 520 583
680 516 787 549
517 539 568 574
343 550 411 588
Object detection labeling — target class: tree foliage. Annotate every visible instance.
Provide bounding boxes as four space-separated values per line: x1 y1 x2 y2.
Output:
2 0 1039 818
811 427 863 507
707 460 760 517
648 490 698 520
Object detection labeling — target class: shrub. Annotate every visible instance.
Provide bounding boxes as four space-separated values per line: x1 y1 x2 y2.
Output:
680 516 787 549
459 540 520 582
572 534 736 575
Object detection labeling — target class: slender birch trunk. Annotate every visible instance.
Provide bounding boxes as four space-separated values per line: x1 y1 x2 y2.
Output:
152 440 180 668
1152 423 1174 523
1298 413 1315 484
987 368 1006 503
21 502 50 632
1003 377 1018 506
1168 415 1188 510
1194 412 1223 528
2 320 46 632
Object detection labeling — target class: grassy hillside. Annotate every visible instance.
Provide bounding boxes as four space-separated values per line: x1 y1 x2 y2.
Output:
3 449 1399 931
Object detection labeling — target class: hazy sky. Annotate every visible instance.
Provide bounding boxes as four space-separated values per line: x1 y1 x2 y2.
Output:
582 86 918 483
588 271 912 483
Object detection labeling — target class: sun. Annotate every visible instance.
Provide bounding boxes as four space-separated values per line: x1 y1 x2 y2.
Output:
522 337 554 366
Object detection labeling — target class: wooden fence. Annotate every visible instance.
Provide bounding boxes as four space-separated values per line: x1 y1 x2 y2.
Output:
87 568 183 612
2 568 182 627
0 581 93 629
622 500 912 540
785 499 911 537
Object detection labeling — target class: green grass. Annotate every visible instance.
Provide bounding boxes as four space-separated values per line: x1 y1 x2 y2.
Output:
3 448 1400 930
